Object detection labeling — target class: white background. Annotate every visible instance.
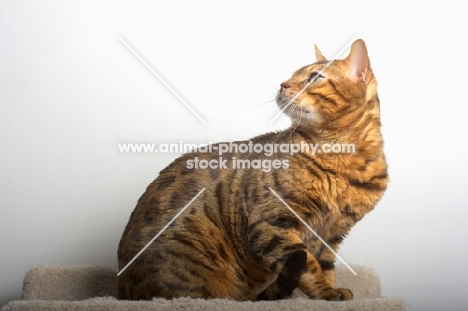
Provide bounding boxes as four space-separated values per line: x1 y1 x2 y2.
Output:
1 1 467 310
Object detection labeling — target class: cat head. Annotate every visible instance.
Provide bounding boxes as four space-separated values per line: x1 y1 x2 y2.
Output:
276 39 379 133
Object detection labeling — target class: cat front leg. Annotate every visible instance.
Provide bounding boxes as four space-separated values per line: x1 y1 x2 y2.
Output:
300 231 352 300
298 251 353 301
306 237 339 288
245 223 353 301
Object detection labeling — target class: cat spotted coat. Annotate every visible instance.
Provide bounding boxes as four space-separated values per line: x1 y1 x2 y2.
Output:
118 39 388 301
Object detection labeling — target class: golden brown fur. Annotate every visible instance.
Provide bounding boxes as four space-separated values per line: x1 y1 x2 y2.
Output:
117 39 388 301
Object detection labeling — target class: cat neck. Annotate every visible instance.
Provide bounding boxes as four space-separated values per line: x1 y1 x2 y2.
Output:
291 96 383 147
289 108 385 164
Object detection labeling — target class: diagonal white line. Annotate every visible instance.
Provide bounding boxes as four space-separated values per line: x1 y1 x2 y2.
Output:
118 36 207 125
269 188 357 276
268 37 357 124
117 188 206 276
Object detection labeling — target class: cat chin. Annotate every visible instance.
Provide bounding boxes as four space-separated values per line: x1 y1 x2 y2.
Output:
291 118 320 129
290 111 321 125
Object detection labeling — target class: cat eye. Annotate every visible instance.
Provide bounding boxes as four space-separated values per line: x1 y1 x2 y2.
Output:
308 72 324 84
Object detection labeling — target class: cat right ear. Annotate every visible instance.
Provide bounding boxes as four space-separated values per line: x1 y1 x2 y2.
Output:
346 39 370 83
314 44 328 62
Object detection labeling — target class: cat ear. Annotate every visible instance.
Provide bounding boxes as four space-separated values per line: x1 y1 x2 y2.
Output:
347 39 371 82
314 44 328 62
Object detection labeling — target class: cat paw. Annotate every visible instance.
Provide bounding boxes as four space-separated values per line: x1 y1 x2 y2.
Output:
328 288 353 301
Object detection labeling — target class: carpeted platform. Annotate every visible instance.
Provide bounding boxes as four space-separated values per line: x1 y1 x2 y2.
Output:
1 264 408 311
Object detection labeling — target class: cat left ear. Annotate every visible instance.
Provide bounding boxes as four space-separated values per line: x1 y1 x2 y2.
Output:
347 39 371 83
314 44 328 62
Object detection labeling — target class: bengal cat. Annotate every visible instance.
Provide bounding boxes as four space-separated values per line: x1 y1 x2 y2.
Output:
117 39 388 301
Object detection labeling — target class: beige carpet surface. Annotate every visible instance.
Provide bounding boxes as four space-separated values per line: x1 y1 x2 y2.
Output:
1 264 408 311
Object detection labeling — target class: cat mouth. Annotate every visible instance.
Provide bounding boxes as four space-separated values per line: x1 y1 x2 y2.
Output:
276 92 314 119
276 97 313 115
278 103 314 120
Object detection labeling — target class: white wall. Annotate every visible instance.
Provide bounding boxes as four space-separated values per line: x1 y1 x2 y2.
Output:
1 1 467 310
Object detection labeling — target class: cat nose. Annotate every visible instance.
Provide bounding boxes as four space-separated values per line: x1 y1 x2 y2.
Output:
280 82 291 91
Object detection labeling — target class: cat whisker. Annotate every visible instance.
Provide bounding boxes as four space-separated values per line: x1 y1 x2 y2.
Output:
278 103 300 143
268 98 290 121
289 106 304 139
263 99 277 105
266 103 279 114
268 83 279 91
249 99 277 109
238 98 278 116
286 103 297 118
279 99 294 114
